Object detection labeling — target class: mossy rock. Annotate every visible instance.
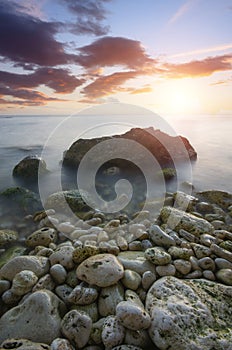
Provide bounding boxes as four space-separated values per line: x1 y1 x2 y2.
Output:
0 187 42 216
13 155 48 180
197 190 232 209
161 168 177 181
45 190 92 214
0 245 27 269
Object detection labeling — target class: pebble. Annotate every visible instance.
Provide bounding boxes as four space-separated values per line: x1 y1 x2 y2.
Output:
0 279 11 295
61 310 92 348
76 254 124 287
173 259 192 275
149 224 176 247
185 270 202 279
179 229 196 243
202 270 216 281
0 338 50 350
142 271 156 290
216 269 232 285
116 301 151 330
0 255 50 280
1 289 21 305
168 246 193 260
55 284 72 303
98 283 124 317
160 206 214 236
121 269 142 290
196 201 214 214
210 243 232 262
200 234 218 247
124 329 153 349
189 256 201 271
102 315 126 349
117 251 156 275
191 243 211 259
0 229 18 247
26 227 57 247
211 220 225 230
72 245 99 264
116 236 128 250
11 270 38 296
51 338 75 350
33 274 55 292
145 247 171 265
50 264 67 284
198 257 215 271
58 222 75 234
0 290 64 344
156 264 176 277
49 246 75 270
128 241 143 251
219 240 232 252
68 282 98 305
215 258 232 270
125 290 144 308
72 301 99 322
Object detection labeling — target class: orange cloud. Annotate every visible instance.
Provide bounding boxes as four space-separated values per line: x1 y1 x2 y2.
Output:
164 54 232 78
129 86 153 94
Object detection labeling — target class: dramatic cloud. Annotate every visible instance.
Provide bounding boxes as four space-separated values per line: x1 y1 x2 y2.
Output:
77 37 154 69
0 1 72 66
0 86 63 106
0 68 84 94
164 54 232 78
81 71 140 101
129 86 153 94
61 0 111 36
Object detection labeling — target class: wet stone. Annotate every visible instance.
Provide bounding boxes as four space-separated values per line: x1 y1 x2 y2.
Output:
26 227 57 248
102 315 126 349
76 254 124 287
68 282 99 305
61 310 92 349
0 229 18 247
50 264 67 284
116 300 151 331
121 269 141 290
145 247 171 265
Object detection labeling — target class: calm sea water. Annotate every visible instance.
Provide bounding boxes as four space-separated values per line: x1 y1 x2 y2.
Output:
0 113 231 195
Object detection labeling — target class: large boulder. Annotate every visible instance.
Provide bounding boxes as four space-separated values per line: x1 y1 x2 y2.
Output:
13 155 48 180
0 290 65 344
63 127 197 171
146 276 232 350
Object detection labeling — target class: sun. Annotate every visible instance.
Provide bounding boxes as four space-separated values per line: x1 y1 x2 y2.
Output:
169 88 200 114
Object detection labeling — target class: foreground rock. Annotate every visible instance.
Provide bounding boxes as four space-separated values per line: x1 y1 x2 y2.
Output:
146 276 232 350
0 338 50 349
0 290 65 344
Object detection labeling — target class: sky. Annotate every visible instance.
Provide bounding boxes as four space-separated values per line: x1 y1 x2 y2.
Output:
0 0 232 115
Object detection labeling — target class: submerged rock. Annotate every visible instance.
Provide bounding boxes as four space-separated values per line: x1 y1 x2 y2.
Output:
146 276 232 350
0 186 42 216
13 155 48 180
45 190 91 214
0 229 18 247
63 127 197 170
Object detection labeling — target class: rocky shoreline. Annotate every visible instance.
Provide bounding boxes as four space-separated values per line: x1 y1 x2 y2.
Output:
0 188 232 350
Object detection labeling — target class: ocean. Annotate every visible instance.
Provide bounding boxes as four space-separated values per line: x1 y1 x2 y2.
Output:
0 113 231 197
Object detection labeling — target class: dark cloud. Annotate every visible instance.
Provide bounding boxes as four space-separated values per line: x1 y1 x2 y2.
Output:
77 36 154 69
81 71 140 100
61 0 110 21
69 19 110 36
0 68 84 94
60 0 111 36
0 0 72 66
164 54 232 78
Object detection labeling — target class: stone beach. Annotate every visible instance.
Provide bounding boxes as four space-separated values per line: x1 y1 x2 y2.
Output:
0 188 232 349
